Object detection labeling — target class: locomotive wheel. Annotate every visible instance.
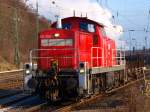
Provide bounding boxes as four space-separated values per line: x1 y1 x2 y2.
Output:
114 72 120 87
37 77 60 102
51 79 59 101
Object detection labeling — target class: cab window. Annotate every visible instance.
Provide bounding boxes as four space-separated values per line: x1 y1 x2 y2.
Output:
62 23 71 30
80 22 95 32
80 22 88 31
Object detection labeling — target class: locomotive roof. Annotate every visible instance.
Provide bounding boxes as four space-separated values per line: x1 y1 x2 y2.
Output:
52 16 104 27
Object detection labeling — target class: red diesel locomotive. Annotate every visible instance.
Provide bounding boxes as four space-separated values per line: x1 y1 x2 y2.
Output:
25 17 125 101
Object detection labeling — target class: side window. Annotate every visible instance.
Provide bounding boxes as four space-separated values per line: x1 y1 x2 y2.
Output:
88 24 95 32
62 23 71 29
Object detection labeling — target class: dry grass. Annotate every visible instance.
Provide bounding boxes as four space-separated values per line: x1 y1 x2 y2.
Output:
0 56 16 71
0 0 50 69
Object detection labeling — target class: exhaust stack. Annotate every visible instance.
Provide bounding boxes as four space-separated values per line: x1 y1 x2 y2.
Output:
56 15 62 29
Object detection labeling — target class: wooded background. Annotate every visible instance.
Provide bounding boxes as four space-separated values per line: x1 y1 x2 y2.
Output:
0 0 50 70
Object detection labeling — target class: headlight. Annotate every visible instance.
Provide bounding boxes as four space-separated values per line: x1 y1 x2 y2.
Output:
143 67 146 70
26 70 30 74
54 33 60 38
80 69 85 73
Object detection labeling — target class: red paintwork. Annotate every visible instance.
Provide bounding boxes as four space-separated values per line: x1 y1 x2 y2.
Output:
103 37 107 67
111 39 116 65
37 17 116 71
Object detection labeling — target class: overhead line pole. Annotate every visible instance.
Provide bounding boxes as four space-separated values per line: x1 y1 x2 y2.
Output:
128 31 132 54
14 0 21 68
36 0 39 48
128 30 135 55
145 9 150 50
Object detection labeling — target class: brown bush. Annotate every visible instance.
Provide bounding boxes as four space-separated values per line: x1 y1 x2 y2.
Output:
0 0 50 69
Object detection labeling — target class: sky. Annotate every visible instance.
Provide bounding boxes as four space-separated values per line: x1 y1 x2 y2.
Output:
25 0 150 50
105 0 150 50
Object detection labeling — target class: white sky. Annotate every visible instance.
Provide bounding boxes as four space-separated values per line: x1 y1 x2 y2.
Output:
26 0 124 47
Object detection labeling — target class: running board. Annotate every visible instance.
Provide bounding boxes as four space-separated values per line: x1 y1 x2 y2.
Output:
91 65 125 74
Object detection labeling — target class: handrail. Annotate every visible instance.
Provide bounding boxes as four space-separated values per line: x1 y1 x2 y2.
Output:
91 47 125 67
30 47 126 69
29 48 80 69
91 47 103 67
112 48 126 65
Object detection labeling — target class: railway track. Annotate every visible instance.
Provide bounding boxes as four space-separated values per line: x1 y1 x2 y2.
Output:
54 76 147 112
0 70 48 112
0 89 22 99
0 77 140 112
0 90 47 112
0 93 29 108
0 68 149 112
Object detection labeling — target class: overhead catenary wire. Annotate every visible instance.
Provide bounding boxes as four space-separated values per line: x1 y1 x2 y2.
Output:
112 10 145 29
97 0 150 49
96 1 146 30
